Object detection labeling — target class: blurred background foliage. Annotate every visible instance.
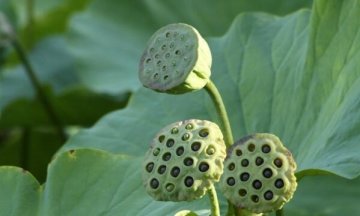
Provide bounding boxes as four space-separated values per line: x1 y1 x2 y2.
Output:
1 0 360 215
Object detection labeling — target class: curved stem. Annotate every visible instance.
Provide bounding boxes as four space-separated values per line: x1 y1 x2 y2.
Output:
208 184 220 216
12 40 67 142
204 80 234 147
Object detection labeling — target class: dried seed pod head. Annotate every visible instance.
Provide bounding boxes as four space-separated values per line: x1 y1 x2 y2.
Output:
143 119 226 201
139 23 211 94
0 13 15 48
220 133 297 213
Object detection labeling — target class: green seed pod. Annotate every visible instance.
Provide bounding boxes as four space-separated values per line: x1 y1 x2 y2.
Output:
174 210 198 216
139 23 211 94
220 133 297 213
143 119 226 201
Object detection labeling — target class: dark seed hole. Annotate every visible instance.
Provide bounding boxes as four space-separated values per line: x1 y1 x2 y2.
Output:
228 163 235 171
176 146 184 156
191 142 201 151
158 165 166 174
153 73 159 79
175 50 181 55
248 143 255 152
252 180 262 190
263 168 273 178
255 157 264 166
162 152 171 161
185 123 193 130
227 177 235 186
240 172 250 181
155 54 160 59
146 162 154 172
199 162 209 172
274 158 283 168
275 179 284 189
153 148 160 156
171 127 179 134
236 149 242 156
199 129 209 137
262 144 271 153
158 135 165 143
251 195 259 203
150 178 159 189
184 176 194 187
164 75 169 80
182 133 190 141
171 167 180 177
241 159 249 167
184 157 194 166
146 58 151 63
264 190 273 200
162 65 166 71
165 32 170 38
166 139 175 148
161 44 166 50
239 189 247 197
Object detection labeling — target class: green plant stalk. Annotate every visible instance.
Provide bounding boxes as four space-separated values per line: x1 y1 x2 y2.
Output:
208 184 220 216
204 80 234 147
12 40 67 142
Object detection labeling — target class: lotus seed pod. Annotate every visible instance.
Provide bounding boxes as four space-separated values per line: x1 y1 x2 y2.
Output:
220 133 297 213
174 210 198 216
143 119 226 201
139 23 212 94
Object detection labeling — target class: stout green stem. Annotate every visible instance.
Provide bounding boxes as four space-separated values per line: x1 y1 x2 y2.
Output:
204 80 234 147
12 40 67 142
276 209 284 216
208 184 220 216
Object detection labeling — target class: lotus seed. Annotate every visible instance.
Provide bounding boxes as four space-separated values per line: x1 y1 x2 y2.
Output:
228 163 235 171
171 167 180 177
164 75 168 80
146 58 151 63
255 157 264 166
165 32 170 38
252 180 262 189
239 189 247 197
165 53 170 58
162 65 166 71
150 178 159 189
241 159 249 167
155 54 160 59
191 142 201 151
171 127 179 134
185 123 193 130
158 135 165 143
236 149 242 156
150 48 155 53
166 139 175 148
262 144 271 153
161 44 166 50
248 143 255 152
153 148 160 156
162 152 171 161
182 133 190 141
176 146 184 156
199 129 209 137
166 183 175 192
251 195 259 203
274 158 283 168
158 165 166 174
184 176 194 187
263 168 273 178
175 50 181 55
146 162 154 172
227 177 236 186
206 146 215 155
169 42 175 48
199 162 209 172
153 73 159 79
264 191 273 200
275 179 284 188
240 172 250 181
184 157 194 166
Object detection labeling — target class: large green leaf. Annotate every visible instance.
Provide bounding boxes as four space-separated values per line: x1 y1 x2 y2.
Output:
67 0 311 93
1 149 359 215
62 0 360 179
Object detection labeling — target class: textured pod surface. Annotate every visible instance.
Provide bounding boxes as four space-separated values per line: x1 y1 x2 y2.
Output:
220 133 297 213
139 23 211 94
143 119 226 201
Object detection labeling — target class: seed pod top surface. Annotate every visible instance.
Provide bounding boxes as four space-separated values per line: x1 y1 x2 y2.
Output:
220 133 297 213
139 23 211 94
143 119 226 201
